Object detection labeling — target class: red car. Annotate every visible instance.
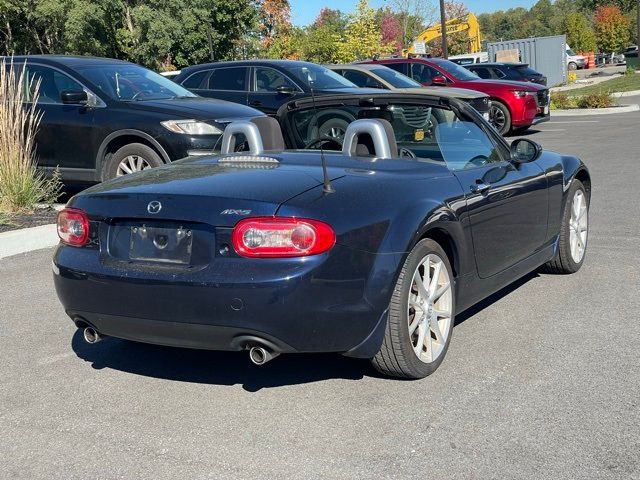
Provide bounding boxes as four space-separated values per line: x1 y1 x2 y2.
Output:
365 57 550 135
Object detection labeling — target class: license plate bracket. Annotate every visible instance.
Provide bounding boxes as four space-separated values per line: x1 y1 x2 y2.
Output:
129 225 193 264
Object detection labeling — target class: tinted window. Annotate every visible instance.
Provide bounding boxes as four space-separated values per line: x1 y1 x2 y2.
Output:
370 67 421 88
254 67 296 92
77 64 195 101
284 63 355 90
341 69 383 88
410 63 439 83
470 67 491 79
490 67 507 79
207 67 248 91
430 59 479 81
181 70 208 88
383 63 406 75
21 65 84 104
514 66 540 77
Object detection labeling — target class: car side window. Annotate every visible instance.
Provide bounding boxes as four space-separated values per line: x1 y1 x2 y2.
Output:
341 69 383 89
384 63 406 75
410 63 439 84
471 67 491 79
181 70 208 88
207 67 248 91
491 67 507 79
22 65 84 104
435 119 507 171
254 67 296 92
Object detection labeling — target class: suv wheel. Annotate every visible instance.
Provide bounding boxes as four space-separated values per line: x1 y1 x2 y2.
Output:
568 62 578 71
103 143 164 181
489 101 512 135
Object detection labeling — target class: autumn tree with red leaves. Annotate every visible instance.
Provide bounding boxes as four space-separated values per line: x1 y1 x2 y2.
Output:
594 5 631 53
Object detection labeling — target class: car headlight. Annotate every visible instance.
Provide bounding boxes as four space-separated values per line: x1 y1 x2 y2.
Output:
512 91 536 98
160 119 222 135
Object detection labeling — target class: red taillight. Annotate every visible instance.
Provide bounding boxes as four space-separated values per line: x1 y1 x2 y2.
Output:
57 208 89 247
231 217 335 258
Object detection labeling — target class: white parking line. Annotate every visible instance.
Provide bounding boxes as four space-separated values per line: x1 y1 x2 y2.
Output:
550 120 600 124
536 129 566 132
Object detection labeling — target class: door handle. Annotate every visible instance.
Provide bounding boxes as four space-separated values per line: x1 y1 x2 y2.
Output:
470 182 490 193
250 100 262 107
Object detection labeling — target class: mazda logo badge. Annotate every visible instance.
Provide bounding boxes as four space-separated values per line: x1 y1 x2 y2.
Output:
147 201 162 214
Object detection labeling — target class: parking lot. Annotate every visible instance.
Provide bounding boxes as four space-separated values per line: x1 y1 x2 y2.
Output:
1 105 639 479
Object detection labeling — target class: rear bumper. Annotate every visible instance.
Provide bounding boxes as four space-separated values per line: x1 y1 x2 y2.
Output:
53 244 395 356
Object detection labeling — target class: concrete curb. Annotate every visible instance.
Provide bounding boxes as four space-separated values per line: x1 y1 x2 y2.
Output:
613 89 640 98
551 104 640 116
0 224 58 260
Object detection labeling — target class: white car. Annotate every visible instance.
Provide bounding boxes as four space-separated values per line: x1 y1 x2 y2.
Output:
448 52 488 65
566 46 587 70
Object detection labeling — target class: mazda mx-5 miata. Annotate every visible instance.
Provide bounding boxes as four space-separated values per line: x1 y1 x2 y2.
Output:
53 92 591 379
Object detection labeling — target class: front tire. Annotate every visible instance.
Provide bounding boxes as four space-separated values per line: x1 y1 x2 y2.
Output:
543 180 589 274
103 143 163 181
489 100 512 135
372 239 455 379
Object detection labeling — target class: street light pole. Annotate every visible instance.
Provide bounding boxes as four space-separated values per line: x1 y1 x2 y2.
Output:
440 0 448 58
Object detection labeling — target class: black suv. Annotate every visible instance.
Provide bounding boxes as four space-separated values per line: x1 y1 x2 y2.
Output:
7 56 262 182
465 63 547 86
173 60 376 116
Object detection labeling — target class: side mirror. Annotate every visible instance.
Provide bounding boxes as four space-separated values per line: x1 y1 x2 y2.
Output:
276 85 296 95
60 90 88 105
510 138 542 163
432 75 448 86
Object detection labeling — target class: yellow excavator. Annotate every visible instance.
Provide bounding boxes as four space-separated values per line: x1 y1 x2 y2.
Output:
403 13 482 57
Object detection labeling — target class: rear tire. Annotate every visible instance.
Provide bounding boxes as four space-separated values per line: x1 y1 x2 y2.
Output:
542 180 589 274
372 239 455 379
568 62 578 71
489 100 512 135
103 143 163 181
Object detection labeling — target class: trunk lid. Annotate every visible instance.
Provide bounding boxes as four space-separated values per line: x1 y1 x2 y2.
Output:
72 160 329 227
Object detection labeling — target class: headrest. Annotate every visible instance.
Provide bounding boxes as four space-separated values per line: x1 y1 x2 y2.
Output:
342 119 398 159
220 116 284 154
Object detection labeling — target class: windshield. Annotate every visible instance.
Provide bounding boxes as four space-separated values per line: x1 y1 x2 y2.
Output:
76 64 196 101
567 49 577 56
286 102 508 165
284 64 357 90
370 67 422 88
515 66 540 76
430 59 479 81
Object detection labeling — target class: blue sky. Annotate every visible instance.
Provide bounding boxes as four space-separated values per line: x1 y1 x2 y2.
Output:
290 0 538 26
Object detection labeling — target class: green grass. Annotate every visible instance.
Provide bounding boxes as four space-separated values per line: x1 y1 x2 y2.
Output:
567 73 640 96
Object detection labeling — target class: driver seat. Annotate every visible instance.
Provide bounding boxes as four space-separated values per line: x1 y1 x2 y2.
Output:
342 119 398 158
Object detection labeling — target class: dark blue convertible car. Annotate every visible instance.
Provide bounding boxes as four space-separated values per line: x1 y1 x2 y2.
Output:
53 92 590 379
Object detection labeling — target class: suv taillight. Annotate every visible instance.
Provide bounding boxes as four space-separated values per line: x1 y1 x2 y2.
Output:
57 208 89 247
231 217 335 258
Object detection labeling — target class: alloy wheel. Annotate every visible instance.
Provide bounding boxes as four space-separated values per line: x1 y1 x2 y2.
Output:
490 105 506 132
407 253 453 363
569 189 588 263
117 155 152 176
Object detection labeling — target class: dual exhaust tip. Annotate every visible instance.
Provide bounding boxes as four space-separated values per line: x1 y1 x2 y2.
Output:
82 326 279 366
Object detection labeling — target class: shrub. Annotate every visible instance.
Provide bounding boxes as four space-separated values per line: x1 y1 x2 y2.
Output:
0 58 62 214
550 92 578 110
576 92 615 108
626 65 637 75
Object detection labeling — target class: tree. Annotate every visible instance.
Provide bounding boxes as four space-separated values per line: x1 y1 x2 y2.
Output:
380 10 403 54
258 0 291 49
563 12 596 52
387 0 436 46
594 5 631 53
338 0 395 62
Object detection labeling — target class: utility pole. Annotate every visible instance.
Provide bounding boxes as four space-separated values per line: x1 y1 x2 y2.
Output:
439 0 448 58
637 0 639 47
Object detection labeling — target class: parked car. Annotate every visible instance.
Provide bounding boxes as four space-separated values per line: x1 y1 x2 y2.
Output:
365 57 550 135
465 63 547 86
326 63 491 119
5 56 262 182
173 60 376 116
448 52 489 65
624 45 638 58
566 45 587 70
53 91 591 379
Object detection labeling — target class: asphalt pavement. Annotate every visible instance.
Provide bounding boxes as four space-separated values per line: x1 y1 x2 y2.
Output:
1 109 639 479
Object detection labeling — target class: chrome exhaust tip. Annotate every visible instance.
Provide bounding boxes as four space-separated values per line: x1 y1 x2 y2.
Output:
249 346 279 365
83 327 103 344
